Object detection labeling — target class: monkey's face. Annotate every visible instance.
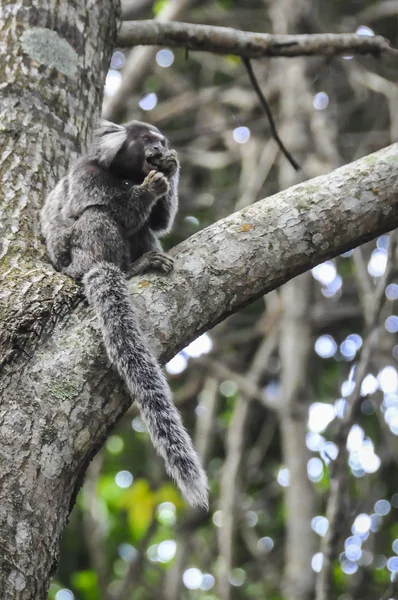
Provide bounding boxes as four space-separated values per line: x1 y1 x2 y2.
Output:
111 123 169 183
142 131 169 173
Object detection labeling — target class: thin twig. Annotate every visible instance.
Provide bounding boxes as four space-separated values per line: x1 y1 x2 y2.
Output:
242 58 300 170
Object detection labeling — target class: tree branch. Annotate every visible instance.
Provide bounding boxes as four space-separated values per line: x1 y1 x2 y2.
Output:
358 0 398 23
117 21 394 58
120 0 154 21
242 58 301 171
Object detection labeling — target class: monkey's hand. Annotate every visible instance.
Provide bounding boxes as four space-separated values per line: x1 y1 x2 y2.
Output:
152 150 179 178
141 170 170 200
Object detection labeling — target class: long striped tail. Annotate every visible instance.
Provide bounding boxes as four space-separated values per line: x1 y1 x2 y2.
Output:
84 262 209 508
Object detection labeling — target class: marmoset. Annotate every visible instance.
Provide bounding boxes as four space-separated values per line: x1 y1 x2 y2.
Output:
40 120 208 508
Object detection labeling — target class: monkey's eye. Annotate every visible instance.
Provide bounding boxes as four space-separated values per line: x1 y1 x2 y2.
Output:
143 135 151 143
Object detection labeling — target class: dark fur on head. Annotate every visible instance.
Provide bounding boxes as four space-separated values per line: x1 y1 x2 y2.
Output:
93 120 169 183
40 119 209 509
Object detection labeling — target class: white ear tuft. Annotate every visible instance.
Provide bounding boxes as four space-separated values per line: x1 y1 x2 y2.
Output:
91 121 128 166
95 120 125 137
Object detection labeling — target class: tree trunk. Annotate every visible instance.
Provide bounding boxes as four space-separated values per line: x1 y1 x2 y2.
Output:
0 0 118 596
0 0 118 369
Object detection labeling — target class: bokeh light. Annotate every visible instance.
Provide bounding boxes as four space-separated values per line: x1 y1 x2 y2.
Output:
311 516 329 537
258 536 274 552
233 127 251 144
156 49 175 67
313 92 329 110
277 467 290 487
157 540 177 562
166 352 188 375
368 249 387 277
110 51 125 69
55 592 74 600
356 25 375 36
104 70 122 96
352 514 371 536
139 93 158 111
115 470 133 489
311 553 324 572
183 568 203 590
308 403 335 433
315 335 337 358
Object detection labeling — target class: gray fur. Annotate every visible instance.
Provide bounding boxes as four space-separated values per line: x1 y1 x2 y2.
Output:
40 120 209 509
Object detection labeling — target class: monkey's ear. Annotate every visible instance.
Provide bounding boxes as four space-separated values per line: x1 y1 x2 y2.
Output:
92 121 128 166
95 120 125 136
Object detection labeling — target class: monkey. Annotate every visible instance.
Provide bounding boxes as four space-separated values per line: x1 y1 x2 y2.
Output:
40 120 209 509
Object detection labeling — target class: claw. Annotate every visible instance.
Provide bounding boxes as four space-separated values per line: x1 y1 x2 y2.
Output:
147 252 174 274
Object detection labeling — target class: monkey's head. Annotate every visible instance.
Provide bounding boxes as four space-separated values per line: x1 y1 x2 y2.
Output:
93 120 170 183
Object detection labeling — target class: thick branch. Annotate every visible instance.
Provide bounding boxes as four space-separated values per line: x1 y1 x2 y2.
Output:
1 143 398 597
117 21 394 57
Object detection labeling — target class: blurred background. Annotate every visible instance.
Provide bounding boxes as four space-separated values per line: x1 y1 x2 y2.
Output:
50 0 398 598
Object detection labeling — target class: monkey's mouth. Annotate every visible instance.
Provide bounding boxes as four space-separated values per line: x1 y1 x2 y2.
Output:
145 153 163 172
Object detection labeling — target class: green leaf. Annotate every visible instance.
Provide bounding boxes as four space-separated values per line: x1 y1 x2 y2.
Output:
71 570 99 600
153 0 168 16
122 479 156 539
97 474 125 506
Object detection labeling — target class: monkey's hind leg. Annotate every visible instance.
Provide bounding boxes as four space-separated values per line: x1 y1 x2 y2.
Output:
63 208 128 281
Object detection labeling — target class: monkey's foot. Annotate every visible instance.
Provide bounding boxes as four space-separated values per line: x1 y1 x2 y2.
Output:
127 252 174 277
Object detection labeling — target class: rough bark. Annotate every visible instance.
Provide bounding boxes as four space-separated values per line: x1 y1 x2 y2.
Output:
0 0 118 371
0 0 118 596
